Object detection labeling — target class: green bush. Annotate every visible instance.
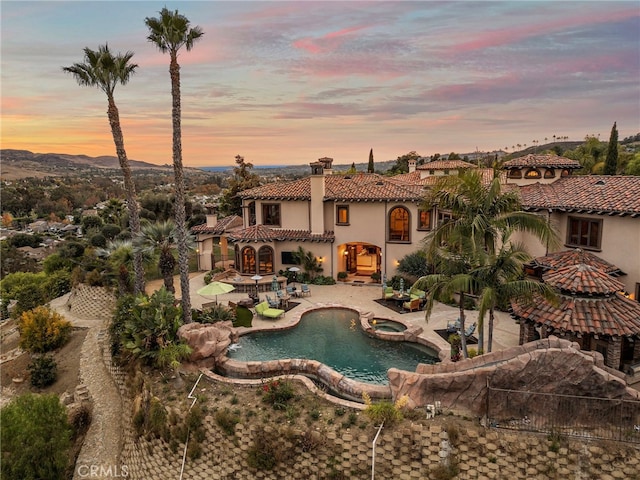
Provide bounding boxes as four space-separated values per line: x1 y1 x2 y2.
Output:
261 379 295 410
364 400 403 426
28 355 58 388
247 426 279 470
1 393 72 480
18 306 72 354
313 275 336 285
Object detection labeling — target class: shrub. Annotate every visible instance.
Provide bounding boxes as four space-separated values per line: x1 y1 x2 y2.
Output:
247 426 279 470
337 271 348 281
18 306 72 354
262 379 295 410
313 275 336 285
28 355 58 388
197 303 235 324
215 408 240 435
1 393 72 480
362 393 408 427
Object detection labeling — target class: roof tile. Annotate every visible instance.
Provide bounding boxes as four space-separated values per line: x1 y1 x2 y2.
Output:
502 154 582 169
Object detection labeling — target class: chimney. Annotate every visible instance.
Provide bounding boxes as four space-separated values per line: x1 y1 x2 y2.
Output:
317 157 333 175
206 214 218 227
309 160 326 234
408 158 417 173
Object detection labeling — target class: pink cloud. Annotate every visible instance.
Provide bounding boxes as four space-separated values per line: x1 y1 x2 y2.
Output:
451 8 638 54
293 25 370 54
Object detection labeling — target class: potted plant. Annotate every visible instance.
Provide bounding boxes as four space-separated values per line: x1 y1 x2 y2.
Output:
337 271 348 282
370 272 381 283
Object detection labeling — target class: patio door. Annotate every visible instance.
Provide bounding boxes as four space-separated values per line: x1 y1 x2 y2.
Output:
346 245 357 274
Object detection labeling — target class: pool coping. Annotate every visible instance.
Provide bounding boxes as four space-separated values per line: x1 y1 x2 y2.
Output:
214 303 445 403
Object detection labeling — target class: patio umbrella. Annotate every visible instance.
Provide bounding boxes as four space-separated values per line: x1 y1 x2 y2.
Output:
271 275 279 292
288 266 301 287
197 281 235 303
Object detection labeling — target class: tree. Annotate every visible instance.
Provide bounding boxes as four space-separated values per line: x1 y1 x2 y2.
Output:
292 246 323 281
219 155 261 216
1 393 72 480
63 44 145 295
386 151 421 175
96 239 138 295
134 221 179 294
473 238 556 352
420 170 558 356
146 8 204 323
367 148 375 173
604 122 619 175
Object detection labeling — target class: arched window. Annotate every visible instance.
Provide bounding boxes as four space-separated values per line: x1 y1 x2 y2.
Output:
544 168 556 179
241 246 256 274
508 169 522 179
389 206 410 242
561 169 570 177
525 168 541 179
258 246 274 274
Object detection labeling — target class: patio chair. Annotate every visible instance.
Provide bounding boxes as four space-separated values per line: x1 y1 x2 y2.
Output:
265 295 279 309
447 318 461 333
286 285 299 297
402 297 421 312
276 289 290 308
383 286 394 301
464 322 476 338
300 284 311 297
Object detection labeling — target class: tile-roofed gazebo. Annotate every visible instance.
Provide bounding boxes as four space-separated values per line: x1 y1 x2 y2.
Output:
519 175 640 216
525 248 625 278
513 258 640 372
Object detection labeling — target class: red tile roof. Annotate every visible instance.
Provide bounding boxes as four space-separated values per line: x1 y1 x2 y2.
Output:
238 173 424 202
392 168 499 187
543 263 625 295
528 249 623 276
227 225 334 243
191 215 243 234
511 293 640 337
519 176 640 216
502 154 582 169
416 160 477 170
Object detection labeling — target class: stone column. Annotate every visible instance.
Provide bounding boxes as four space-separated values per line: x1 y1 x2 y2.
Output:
519 321 537 345
605 336 622 370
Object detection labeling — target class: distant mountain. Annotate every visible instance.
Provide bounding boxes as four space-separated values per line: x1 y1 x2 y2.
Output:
0 149 186 180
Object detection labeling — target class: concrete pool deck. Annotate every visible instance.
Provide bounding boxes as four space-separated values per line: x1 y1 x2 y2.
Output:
188 273 521 356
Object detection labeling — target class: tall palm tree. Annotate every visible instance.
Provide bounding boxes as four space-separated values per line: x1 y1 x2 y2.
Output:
422 170 558 355
145 8 204 323
63 45 145 295
134 221 179 294
473 238 557 352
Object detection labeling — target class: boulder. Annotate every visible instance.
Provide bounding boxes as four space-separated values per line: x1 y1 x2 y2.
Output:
177 321 238 365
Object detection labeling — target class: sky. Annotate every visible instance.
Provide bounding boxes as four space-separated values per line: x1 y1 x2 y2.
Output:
1 1 639 168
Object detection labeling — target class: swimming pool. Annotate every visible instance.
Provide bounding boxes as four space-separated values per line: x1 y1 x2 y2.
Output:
226 307 439 385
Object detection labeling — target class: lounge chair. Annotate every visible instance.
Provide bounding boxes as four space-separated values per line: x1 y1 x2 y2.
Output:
402 297 421 312
464 322 476 338
300 284 311 297
255 301 285 319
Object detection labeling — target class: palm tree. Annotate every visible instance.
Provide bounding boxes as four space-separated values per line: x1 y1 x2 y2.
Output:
96 239 136 296
473 237 557 352
145 8 204 323
63 44 145 294
422 170 558 355
134 221 179 294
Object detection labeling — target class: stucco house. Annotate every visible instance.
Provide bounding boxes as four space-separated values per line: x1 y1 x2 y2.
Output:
505 154 640 299
192 154 639 301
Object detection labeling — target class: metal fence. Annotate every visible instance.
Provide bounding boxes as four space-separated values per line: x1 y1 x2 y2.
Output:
486 386 640 443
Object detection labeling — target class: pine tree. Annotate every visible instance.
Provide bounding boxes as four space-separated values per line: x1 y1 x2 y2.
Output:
604 122 618 175
367 148 375 173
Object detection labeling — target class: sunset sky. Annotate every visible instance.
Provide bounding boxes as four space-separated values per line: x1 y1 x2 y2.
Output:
2 1 639 168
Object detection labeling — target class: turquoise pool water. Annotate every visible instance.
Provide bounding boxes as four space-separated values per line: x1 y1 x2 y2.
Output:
227 308 439 384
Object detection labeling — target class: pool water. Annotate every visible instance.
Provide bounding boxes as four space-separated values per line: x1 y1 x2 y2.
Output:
226 308 439 385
